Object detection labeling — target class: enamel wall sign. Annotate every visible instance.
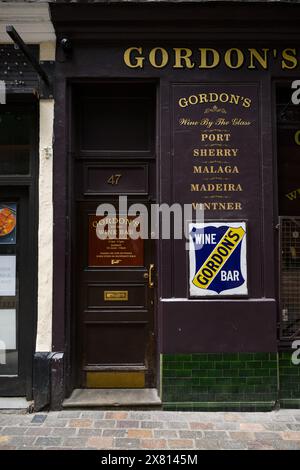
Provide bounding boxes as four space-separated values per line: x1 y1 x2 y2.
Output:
189 221 247 296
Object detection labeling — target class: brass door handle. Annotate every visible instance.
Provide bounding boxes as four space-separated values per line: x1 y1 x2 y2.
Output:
148 264 155 288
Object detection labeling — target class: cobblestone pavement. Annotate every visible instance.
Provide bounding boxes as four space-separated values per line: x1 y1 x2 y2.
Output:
0 409 300 450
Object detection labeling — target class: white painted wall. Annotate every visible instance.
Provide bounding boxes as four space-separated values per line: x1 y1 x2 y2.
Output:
37 97 54 351
36 38 55 351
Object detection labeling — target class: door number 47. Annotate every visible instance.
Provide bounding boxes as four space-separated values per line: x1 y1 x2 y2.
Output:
107 174 122 185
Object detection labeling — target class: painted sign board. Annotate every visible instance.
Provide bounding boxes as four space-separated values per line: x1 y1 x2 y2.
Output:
189 221 247 296
88 215 144 267
172 84 259 215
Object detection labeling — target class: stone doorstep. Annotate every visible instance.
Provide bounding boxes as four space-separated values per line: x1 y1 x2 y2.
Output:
63 389 162 409
0 397 32 410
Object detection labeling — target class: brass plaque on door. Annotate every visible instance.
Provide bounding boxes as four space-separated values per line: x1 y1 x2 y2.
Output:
104 290 128 301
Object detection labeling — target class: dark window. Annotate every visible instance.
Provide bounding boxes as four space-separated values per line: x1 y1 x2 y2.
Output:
74 83 155 156
0 109 32 175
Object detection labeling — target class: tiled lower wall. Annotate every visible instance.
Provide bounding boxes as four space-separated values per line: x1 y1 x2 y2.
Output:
279 352 300 408
162 352 300 411
162 353 279 411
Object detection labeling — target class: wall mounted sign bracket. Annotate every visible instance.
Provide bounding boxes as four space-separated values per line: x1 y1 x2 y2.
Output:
6 25 54 99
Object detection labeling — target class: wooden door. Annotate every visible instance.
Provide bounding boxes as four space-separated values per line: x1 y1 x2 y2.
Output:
73 83 156 388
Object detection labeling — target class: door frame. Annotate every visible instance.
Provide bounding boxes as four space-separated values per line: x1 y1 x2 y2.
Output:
56 79 160 396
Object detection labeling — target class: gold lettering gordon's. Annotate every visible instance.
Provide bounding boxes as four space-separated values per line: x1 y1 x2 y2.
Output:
193 226 245 289
123 47 298 70
178 93 251 108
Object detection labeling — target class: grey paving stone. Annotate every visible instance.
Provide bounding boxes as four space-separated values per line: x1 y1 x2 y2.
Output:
43 418 68 427
57 411 82 419
35 437 62 447
189 421 216 431
25 427 53 436
128 412 153 420
80 411 105 419
178 430 204 439
154 412 192 421
77 428 103 437
254 432 284 440
195 439 222 450
6 436 36 447
154 430 179 439
93 420 116 428
243 413 273 423
31 414 47 424
2 427 27 435
272 414 296 422
102 429 127 438
185 412 219 421
44 412 59 419
166 421 189 430
223 413 244 422
203 431 229 440
220 440 248 450
247 442 276 450
214 422 239 431
117 420 140 429
286 424 300 431
141 421 165 429
263 423 289 431
62 437 89 448
228 431 255 441
0 416 26 426
115 438 140 449
273 440 300 450
50 427 77 437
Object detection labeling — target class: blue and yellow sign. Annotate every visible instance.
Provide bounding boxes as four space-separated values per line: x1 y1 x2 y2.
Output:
189 222 247 296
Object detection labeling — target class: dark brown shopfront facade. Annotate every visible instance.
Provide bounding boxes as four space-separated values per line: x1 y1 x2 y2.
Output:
46 2 300 410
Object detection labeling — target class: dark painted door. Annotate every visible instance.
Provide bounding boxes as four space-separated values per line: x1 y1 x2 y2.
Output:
73 83 156 388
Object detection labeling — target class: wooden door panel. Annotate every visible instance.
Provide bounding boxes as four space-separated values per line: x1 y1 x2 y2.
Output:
83 164 149 195
84 322 148 365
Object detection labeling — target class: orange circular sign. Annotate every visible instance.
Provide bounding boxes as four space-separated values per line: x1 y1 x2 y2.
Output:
0 207 16 237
